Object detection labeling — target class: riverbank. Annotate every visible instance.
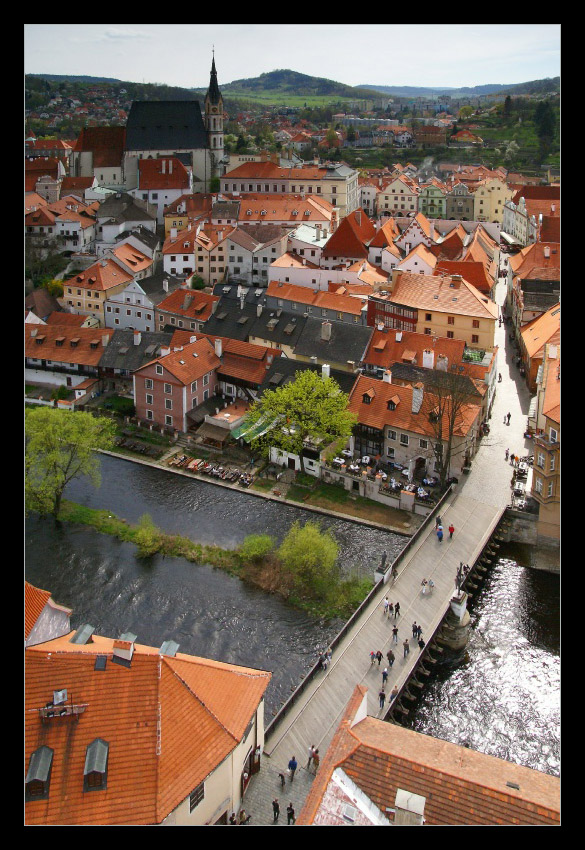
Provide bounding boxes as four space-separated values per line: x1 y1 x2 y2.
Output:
99 449 419 536
57 500 372 620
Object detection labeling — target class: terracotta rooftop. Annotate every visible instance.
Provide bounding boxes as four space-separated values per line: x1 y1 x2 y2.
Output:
25 582 52 640
298 686 560 826
520 303 560 360
388 270 499 320
25 325 109 367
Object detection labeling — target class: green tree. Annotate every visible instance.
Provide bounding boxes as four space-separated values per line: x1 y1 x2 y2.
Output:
134 514 164 557
25 408 116 517
504 95 512 117
278 520 338 599
240 534 275 565
209 177 220 193
246 370 357 459
458 106 473 120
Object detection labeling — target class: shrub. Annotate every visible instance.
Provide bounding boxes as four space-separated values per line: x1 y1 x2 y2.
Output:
240 534 275 564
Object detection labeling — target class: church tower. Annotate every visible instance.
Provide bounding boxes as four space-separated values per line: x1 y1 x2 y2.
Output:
204 53 224 176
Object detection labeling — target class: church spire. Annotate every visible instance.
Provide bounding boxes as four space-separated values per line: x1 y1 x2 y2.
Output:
206 52 221 105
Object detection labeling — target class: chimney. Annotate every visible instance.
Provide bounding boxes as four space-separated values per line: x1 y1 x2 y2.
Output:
163 278 169 292
450 274 462 288
391 268 403 287
436 354 448 371
331 209 338 232
170 227 177 239
321 321 332 341
315 223 321 240
411 382 424 414
257 304 263 317
240 295 245 310
169 159 173 174
302 258 306 265
393 789 426 826
395 330 403 342
422 349 434 369
544 246 551 259
112 634 136 668
322 363 330 378
214 338 223 358
551 204 556 214
183 292 193 310
189 335 197 343
102 334 110 347
383 369 392 383
133 330 142 346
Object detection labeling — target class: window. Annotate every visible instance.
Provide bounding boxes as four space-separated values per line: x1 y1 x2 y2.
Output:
447 331 454 339
472 320 480 329
535 477 543 494
146 394 153 405
156 364 163 375
549 427 558 443
419 439 428 449
447 316 455 325
203 373 209 386
191 380 198 392
165 415 173 427
400 434 409 446
26 746 53 801
471 334 479 344
550 455 555 471
164 383 172 394
537 453 545 469
84 739 109 792
203 389 209 401
190 782 205 812
547 481 554 497
387 429 396 441
165 399 172 410
424 328 431 335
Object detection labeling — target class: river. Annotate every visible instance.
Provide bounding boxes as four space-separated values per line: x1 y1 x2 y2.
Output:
25 455 560 773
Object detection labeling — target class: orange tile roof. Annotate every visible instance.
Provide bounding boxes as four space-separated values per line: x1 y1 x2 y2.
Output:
224 193 333 223
271 252 320 269
25 582 52 639
390 271 498 319
25 325 109 367
298 686 560 826
348 375 479 438
157 289 218 323
138 157 190 191
266 280 366 315
68 259 133 292
542 350 560 424
25 632 270 825
520 303 560 360
509 242 560 278
364 328 465 370
111 243 153 274
434 261 493 295
141 336 221 385
45 312 89 327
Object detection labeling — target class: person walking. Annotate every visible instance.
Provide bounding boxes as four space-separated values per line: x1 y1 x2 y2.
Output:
504 414 507 425
412 621 418 638
507 412 511 425
403 638 410 658
435 515 442 530
376 650 383 666
421 578 428 595
428 578 435 595
306 745 315 769
388 601 394 617
312 749 320 774
386 648 395 668
416 624 422 639
394 601 401 618
287 803 296 825
448 523 455 540
418 637 426 651
379 687 386 710
383 596 389 615
288 755 297 782
505 448 509 461
437 526 444 543
370 650 376 666
278 772 286 788
382 666 389 685
390 685 399 703
392 625 399 644
272 798 280 822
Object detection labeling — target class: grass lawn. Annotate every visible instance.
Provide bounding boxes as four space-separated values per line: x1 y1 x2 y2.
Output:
286 481 417 531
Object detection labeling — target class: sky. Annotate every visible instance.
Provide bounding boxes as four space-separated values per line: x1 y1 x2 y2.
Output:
24 24 561 90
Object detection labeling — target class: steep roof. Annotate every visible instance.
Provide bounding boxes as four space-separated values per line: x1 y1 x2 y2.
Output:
138 157 190 191
125 101 207 152
434 261 493 295
68 259 133 292
25 632 270 825
73 126 126 167
509 242 560 279
364 328 466 371
25 324 109 368
520 303 560 360
389 271 499 319
298 686 560 826
156 288 219 323
25 582 52 639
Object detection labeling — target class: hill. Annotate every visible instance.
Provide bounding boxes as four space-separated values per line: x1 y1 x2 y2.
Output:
27 74 124 84
359 77 560 99
202 69 386 104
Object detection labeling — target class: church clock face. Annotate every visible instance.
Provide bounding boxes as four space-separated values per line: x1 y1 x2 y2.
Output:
212 107 218 113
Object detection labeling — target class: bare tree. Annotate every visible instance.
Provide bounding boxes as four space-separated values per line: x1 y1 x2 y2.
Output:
420 363 481 489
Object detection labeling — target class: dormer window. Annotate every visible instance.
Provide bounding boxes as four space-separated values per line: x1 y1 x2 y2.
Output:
84 738 109 792
156 364 163 375
26 746 53 801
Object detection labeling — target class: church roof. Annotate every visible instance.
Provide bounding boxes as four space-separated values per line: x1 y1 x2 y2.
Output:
125 101 207 152
206 57 222 105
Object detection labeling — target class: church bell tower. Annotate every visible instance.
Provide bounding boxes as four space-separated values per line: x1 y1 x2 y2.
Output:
204 53 224 176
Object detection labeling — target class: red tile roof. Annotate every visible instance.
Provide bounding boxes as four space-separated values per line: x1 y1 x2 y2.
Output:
434 261 493 295
138 157 190 191
25 582 51 639
25 324 109 367
322 209 375 259
157 289 219 323
25 632 270 825
364 328 465 370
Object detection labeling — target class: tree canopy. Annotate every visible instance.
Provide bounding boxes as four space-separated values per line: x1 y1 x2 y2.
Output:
245 369 356 458
277 520 339 599
25 408 116 517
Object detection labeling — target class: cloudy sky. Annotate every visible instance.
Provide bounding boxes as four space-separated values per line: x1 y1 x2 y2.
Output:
24 24 561 90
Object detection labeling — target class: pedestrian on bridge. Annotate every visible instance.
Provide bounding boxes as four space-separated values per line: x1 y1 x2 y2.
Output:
376 650 383 666
394 601 401 618
379 688 386 709
386 649 395 667
412 621 418 638
272 798 280 822
437 526 444 543
418 637 426 651
403 638 410 658
383 597 389 615
448 524 455 540
390 685 399 703
306 745 315 769
392 625 399 644
287 803 296 825
388 601 394 617
505 448 509 461
382 667 389 684
312 749 320 774
288 755 297 782
416 624 422 639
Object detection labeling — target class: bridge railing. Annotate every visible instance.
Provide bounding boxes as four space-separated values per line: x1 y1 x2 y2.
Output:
264 484 453 741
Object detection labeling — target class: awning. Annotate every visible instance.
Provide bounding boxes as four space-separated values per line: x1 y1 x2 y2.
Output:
500 231 521 245
195 422 230 443
232 414 282 444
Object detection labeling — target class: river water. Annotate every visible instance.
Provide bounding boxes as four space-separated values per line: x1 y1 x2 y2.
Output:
25 455 560 773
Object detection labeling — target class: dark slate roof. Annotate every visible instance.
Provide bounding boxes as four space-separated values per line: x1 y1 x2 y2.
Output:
114 226 161 252
136 271 184 306
201 300 259 341
293 317 373 366
202 296 309 347
249 307 308 347
212 284 267 305
522 292 561 314
98 329 173 372
258 358 357 396
97 193 156 224
206 57 222 105
25 289 63 320
125 101 208 152
212 201 241 219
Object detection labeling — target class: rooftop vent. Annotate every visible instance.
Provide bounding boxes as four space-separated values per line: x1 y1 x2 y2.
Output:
69 624 95 645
